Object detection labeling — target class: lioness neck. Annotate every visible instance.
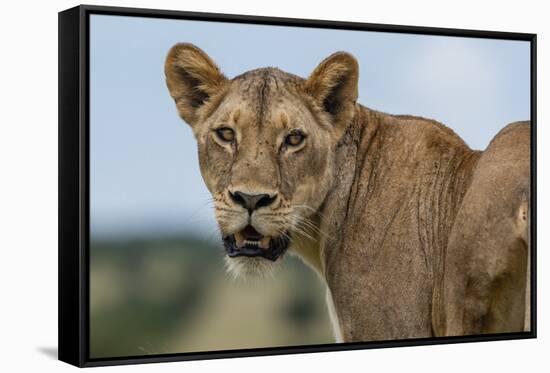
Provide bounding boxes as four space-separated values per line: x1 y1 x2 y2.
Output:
318 104 483 341
289 105 377 280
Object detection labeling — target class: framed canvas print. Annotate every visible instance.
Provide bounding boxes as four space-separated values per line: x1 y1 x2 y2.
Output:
58 4 537 367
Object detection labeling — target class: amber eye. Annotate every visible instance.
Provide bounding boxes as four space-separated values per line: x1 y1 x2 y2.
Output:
285 131 306 147
215 127 235 143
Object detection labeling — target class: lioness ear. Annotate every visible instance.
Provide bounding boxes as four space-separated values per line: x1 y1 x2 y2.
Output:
305 52 359 134
165 43 227 126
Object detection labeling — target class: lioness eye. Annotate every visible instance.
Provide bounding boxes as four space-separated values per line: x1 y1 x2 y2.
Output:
285 131 306 147
215 127 235 142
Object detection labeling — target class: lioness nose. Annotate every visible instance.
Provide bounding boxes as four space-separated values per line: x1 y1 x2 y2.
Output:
229 191 277 212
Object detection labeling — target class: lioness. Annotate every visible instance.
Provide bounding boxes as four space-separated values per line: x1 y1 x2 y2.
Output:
165 43 531 341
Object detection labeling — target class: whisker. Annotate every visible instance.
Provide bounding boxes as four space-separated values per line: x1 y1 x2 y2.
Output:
290 213 331 241
289 216 317 242
292 227 316 242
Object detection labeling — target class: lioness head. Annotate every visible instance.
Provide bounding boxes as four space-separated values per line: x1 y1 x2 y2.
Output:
165 43 358 276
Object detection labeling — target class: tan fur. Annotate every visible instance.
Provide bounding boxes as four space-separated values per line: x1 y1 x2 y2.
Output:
165 44 531 341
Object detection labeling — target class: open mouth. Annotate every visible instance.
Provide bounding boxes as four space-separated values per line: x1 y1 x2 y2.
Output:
223 225 290 261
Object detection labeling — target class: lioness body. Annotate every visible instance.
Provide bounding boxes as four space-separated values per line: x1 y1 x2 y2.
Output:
165 44 531 342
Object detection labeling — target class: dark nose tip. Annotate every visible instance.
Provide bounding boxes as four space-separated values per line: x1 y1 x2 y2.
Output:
229 191 277 212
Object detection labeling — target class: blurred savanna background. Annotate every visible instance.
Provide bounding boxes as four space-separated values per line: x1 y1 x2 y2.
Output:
89 14 529 358
90 236 332 357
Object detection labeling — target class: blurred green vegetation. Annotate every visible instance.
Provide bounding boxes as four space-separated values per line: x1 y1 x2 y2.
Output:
90 236 334 358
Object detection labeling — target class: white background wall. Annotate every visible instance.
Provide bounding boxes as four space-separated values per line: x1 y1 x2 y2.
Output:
0 0 547 371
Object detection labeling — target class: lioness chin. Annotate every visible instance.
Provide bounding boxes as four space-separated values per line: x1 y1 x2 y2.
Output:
165 43 530 342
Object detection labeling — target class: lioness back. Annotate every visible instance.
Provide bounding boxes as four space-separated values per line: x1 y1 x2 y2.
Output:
438 121 530 336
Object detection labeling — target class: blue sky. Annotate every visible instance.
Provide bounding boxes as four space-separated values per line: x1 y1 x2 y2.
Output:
89 14 530 238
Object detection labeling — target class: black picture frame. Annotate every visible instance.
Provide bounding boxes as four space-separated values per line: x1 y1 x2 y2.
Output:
58 4 537 368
